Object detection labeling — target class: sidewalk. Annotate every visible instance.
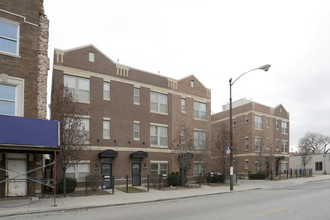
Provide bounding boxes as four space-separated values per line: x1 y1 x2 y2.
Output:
1 175 330 217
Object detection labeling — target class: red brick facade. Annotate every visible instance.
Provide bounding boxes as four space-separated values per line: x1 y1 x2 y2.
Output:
211 99 290 178
52 45 212 187
0 0 50 197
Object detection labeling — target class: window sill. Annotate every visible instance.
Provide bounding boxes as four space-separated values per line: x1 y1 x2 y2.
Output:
150 145 168 149
103 137 110 140
134 102 140 105
150 111 168 116
194 118 208 122
77 100 90 104
103 98 111 101
0 51 21 58
134 138 140 141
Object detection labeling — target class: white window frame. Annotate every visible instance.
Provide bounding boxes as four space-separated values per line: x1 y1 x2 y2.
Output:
194 130 206 149
281 162 288 171
194 101 207 120
255 115 263 129
245 160 249 169
282 121 288 134
245 115 249 123
181 129 186 145
150 125 168 147
64 75 90 103
134 87 140 105
0 18 20 56
281 140 288 153
254 162 261 172
0 75 24 116
89 52 95 62
315 162 323 171
181 98 186 112
193 162 206 176
133 122 140 140
150 91 168 114
66 162 90 182
150 161 168 176
103 82 110 100
103 120 110 139
245 138 249 151
255 137 262 152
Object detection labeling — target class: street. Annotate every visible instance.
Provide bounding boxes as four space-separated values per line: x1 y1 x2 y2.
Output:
6 180 330 220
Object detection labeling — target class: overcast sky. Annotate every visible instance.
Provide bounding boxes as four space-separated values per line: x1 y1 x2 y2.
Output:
45 0 330 150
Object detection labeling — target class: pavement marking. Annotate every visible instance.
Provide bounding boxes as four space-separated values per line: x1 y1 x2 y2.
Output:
256 208 286 217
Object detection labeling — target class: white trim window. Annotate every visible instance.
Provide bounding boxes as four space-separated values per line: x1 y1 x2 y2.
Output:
0 18 19 56
281 162 288 171
64 75 90 102
181 98 186 112
80 118 90 143
0 84 16 116
194 101 207 120
245 160 249 169
255 137 262 152
193 162 206 176
150 92 167 114
245 138 249 151
103 120 110 139
103 82 110 100
150 125 167 147
281 140 288 153
150 162 168 176
255 115 263 129
254 162 261 172
133 123 140 140
194 130 206 149
66 163 90 181
89 52 94 62
134 88 140 104
281 122 288 134
181 129 186 145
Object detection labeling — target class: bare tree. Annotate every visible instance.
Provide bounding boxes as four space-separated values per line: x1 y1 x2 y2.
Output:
212 125 230 179
51 85 87 194
172 128 194 186
299 132 330 154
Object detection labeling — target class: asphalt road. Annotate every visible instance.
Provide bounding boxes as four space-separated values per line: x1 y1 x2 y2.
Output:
7 180 330 220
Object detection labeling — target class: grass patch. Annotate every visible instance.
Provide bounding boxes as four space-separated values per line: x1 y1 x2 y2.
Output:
116 186 146 193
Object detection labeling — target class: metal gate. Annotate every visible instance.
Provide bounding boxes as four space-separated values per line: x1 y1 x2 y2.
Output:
132 163 141 186
101 163 112 189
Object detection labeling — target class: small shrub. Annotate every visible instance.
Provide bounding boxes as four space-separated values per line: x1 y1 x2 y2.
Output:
57 177 77 194
207 173 224 183
249 171 266 180
167 172 186 186
88 174 101 191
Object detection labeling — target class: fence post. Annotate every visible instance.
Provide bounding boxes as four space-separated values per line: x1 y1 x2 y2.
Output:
286 170 288 179
147 175 149 192
85 176 88 196
112 176 115 195
290 169 292 178
296 169 298 178
279 169 281 180
126 175 128 193
199 173 201 187
159 174 162 190
270 170 273 180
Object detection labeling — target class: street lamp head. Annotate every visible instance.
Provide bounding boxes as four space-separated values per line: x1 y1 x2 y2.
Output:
258 64 271 72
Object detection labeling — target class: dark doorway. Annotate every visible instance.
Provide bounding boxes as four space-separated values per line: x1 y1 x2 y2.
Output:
132 163 141 186
101 163 112 189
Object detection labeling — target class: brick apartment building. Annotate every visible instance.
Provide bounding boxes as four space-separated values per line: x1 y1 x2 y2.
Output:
211 98 290 178
51 45 212 188
0 0 58 197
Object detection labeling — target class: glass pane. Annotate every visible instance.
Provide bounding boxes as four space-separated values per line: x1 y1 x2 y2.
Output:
78 164 90 172
150 126 157 136
104 82 110 91
194 110 199 119
150 164 158 171
79 172 89 181
0 22 18 39
134 88 139 96
160 127 167 136
160 137 167 146
103 121 110 129
159 94 167 104
78 78 89 90
103 91 110 99
160 104 168 113
150 92 157 102
151 136 158 145
0 100 15 115
66 173 75 179
160 163 167 170
150 102 158 112
0 38 17 54
64 75 76 89
200 103 206 111
0 84 15 100
79 90 89 101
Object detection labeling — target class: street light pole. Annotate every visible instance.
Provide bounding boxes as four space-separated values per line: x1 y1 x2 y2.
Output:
229 64 271 191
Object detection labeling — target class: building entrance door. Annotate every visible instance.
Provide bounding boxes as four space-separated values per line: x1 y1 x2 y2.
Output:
101 163 112 189
7 159 27 196
132 163 141 186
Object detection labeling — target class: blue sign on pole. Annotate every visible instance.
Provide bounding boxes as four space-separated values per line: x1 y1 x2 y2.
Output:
226 146 230 154
226 146 230 150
